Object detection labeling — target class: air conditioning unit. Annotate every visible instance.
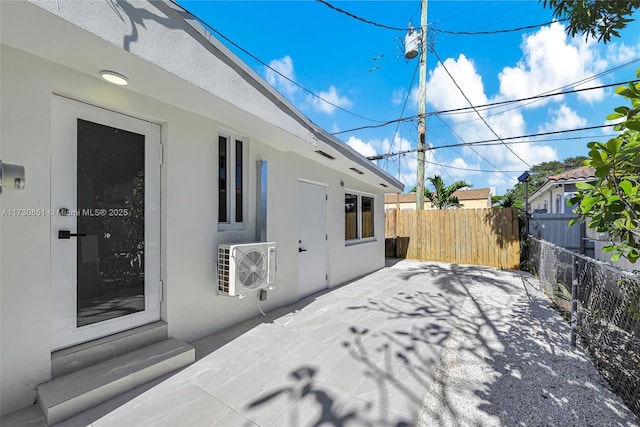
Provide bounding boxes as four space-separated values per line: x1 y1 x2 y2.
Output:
217 242 276 297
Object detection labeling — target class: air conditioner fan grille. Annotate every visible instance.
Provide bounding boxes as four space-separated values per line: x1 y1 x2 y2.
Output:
237 249 267 289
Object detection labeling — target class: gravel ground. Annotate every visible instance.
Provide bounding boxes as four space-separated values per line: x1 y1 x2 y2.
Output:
414 267 639 427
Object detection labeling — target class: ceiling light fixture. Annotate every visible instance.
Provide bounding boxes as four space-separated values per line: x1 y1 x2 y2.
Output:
100 70 129 86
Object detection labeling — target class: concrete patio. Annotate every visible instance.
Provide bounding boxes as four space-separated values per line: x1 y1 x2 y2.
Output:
3 259 637 426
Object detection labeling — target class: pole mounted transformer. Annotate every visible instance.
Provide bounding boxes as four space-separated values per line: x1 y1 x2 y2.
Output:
404 25 420 60
405 0 428 210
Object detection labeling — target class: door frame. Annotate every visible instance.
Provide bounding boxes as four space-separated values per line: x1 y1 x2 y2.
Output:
50 95 162 351
297 179 329 298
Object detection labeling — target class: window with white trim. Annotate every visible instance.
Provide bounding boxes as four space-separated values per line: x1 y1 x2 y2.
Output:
345 191 375 241
218 134 246 227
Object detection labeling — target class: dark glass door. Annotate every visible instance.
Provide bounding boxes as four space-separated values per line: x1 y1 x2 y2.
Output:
76 119 145 327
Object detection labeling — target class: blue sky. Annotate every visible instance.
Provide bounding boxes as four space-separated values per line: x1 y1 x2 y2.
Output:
178 1 640 194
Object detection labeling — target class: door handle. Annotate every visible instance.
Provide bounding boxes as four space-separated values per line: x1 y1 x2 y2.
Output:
58 230 87 239
298 247 307 253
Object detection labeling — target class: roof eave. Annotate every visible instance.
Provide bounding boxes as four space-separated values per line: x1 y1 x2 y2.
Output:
162 1 404 192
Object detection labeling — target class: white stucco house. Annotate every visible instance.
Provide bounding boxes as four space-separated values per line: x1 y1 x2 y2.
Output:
0 1 403 422
527 166 595 214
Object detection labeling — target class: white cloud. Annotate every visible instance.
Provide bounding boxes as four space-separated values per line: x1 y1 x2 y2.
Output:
539 104 587 133
346 136 378 158
427 55 550 171
307 85 353 114
392 88 406 105
604 116 626 134
499 22 607 105
606 40 640 64
265 56 352 115
427 54 488 114
444 157 481 179
265 56 297 98
422 22 620 181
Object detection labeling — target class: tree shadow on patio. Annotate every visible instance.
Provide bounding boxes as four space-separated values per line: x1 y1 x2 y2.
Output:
245 364 412 427
415 273 638 426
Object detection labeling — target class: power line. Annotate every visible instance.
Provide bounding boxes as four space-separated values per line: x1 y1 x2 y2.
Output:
171 0 386 124
332 76 638 136
471 59 640 120
368 123 615 160
429 151 456 182
431 47 532 168
332 116 416 135
384 60 420 171
409 154 526 174
315 0 568 36
434 18 568 35
435 78 640 116
437 124 615 149
432 115 515 181
315 0 407 31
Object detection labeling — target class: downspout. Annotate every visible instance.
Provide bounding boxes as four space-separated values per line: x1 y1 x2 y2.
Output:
256 160 267 242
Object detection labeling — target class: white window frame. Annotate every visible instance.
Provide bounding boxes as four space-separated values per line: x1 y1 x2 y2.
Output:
345 190 376 244
218 132 248 231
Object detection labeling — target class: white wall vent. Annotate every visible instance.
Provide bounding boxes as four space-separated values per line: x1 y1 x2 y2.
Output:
217 242 276 297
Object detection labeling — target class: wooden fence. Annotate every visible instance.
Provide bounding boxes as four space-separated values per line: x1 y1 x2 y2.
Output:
385 208 520 269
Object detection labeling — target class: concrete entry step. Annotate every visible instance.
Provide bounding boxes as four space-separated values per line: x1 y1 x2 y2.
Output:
51 321 169 378
36 338 195 426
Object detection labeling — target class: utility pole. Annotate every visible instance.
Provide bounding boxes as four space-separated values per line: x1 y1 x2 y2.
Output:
408 0 428 210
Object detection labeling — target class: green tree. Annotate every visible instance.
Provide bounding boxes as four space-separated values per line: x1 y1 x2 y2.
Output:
493 193 517 208
504 156 588 212
411 175 471 209
542 0 640 43
569 72 640 263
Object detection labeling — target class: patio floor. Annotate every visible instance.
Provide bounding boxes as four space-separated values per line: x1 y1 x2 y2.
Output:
4 259 637 426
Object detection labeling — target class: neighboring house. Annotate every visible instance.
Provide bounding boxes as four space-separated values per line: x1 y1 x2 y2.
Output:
0 0 403 420
527 166 595 214
384 188 494 210
527 166 596 256
529 167 638 272
585 228 639 273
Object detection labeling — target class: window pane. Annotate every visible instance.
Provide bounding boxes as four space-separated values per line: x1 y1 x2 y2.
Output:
235 139 243 223
362 196 374 238
218 136 227 223
345 193 358 240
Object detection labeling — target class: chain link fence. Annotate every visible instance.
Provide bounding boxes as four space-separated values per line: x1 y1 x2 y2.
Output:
527 236 640 418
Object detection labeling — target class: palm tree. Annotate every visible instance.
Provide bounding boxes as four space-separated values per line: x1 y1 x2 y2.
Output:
411 175 472 209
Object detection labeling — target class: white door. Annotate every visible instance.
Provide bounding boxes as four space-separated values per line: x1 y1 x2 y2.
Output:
298 181 328 298
51 96 161 351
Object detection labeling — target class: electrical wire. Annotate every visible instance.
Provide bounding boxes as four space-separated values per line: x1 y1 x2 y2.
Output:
431 47 531 168
470 59 640 121
430 151 456 182
333 76 638 135
435 78 640 117
407 153 526 174
435 18 569 35
315 0 408 31
369 123 616 160
170 0 387 124
384 60 420 171
432 115 515 181
332 116 416 135
316 0 568 36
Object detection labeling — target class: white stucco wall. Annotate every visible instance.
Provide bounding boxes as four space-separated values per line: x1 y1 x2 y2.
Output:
1 44 388 414
0 45 54 416
529 184 570 214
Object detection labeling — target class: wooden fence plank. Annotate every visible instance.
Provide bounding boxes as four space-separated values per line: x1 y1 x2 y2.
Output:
385 208 520 268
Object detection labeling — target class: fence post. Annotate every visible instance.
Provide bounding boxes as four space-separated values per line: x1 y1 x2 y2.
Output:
571 254 578 347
